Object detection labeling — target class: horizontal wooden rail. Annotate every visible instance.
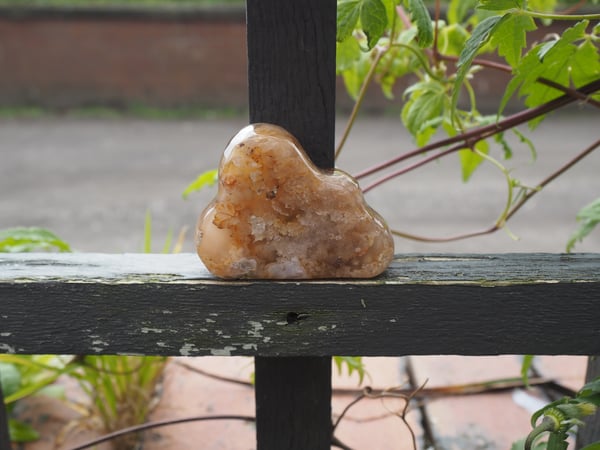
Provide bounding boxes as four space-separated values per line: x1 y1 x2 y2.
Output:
1 253 599 357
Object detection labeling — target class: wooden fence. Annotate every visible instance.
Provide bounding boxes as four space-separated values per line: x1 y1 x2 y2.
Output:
1 1 599 449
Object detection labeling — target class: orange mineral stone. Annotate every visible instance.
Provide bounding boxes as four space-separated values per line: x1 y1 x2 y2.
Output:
196 123 394 279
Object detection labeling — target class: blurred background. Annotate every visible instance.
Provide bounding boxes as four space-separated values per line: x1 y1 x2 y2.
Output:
0 0 598 254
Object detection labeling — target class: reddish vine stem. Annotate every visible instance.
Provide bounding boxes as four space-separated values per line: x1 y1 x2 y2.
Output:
67 415 256 450
355 78 600 182
390 137 600 243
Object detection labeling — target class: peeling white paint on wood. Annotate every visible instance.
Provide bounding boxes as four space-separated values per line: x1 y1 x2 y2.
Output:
210 346 237 356
141 327 164 334
179 342 199 356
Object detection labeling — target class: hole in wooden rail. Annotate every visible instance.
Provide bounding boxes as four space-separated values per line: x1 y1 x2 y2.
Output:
286 312 309 325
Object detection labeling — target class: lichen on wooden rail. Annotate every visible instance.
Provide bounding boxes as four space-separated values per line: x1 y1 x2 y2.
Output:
0 253 599 357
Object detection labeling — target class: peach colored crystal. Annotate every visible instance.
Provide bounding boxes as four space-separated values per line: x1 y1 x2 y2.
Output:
196 123 394 279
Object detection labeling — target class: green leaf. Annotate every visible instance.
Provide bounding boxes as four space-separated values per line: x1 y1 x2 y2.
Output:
406 0 433 47
521 355 534 387
333 356 366 384
527 0 557 14
161 228 173 254
361 0 388 49
459 139 489 182
490 13 536 67
546 431 568 450
498 20 593 124
452 14 505 114
0 227 71 253
337 36 362 72
182 168 218 199
567 198 600 252
448 0 478 24
0 363 21 398
477 0 522 11
144 210 152 254
341 50 373 99
438 23 470 56
9 419 39 443
494 132 513 159
571 40 600 89
401 81 446 139
337 0 361 42
579 377 600 398
512 128 536 161
580 443 600 450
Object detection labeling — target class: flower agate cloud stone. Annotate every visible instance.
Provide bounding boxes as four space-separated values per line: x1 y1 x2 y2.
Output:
196 123 394 279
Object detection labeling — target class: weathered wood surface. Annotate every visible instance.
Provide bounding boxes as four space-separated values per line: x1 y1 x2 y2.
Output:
246 0 336 447
247 0 336 169
255 357 332 449
1 253 599 356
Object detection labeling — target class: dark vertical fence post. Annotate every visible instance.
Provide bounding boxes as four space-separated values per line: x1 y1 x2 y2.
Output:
0 382 10 450
246 0 336 448
577 356 600 448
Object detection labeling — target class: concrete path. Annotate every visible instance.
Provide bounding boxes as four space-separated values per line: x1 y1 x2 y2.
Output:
1 113 599 254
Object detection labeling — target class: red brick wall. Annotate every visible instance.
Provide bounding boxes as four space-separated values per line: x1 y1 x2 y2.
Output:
0 7 568 112
0 11 249 109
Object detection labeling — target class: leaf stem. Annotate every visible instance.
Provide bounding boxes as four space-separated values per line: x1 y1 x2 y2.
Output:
389 138 600 243
521 10 600 21
473 149 513 229
335 49 385 160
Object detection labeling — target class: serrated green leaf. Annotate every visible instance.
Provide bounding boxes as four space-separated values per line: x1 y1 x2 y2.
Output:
407 0 433 47
567 198 600 252
490 13 536 67
401 81 446 138
333 356 366 385
9 419 39 443
337 0 361 42
182 168 218 199
477 0 522 11
452 14 505 114
0 227 71 253
459 140 489 182
361 0 388 49
448 0 478 24
497 20 591 122
571 40 600 88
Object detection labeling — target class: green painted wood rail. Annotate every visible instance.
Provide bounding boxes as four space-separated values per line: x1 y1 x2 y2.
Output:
1 253 600 449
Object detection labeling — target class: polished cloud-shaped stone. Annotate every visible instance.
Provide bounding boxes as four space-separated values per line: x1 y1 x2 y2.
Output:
196 123 394 279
